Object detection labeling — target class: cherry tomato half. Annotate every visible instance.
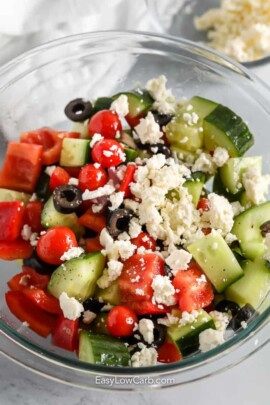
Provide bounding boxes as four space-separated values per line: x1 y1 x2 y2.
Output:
92 139 125 168
36 226 78 265
88 110 122 139
106 305 138 337
78 164 108 192
197 198 210 211
131 232 157 251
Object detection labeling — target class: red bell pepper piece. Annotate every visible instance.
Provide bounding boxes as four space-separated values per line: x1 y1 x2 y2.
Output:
84 235 103 253
22 288 62 315
51 315 79 352
7 267 50 291
118 164 137 198
0 201 25 241
24 201 43 233
0 142 43 193
49 167 70 191
5 290 56 337
126 300 168 315
78 207 106 233
0 239 33 260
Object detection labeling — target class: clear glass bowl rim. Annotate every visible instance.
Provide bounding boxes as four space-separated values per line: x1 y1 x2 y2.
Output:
0 30 269 387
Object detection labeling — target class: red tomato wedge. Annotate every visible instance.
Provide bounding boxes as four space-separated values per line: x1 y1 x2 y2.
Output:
0 239 33 261
157 340 182 363
197 197 210 211
7 267 50 291
126 300 168 315
84 235 103 253
5 290 56 337
78 207 106 233
118 253 165 303
0 142 43 193
131 232 157 252
172 263 214 313
24 201 43 233
20 128 80 165
22 288 62 315
51 316 79 351
106 306 138 337
49 167 70 191
0 201 25 241
118 164 137 198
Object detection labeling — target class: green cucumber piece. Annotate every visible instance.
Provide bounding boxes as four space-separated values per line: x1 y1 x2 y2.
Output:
170 145 196 162
113 90 153 123
41 196 84 238
0 188 31 204
219 156 262 194
91 314 109 335
94 280 121 306
124 147 138 163
60 138 90 167
167 310 215 356
188 96 218 118
183 172 206 206
188 233 244 292
203 104 254 157
232 202 270 260
225 259 270 311
213 171 241 202
94 97 113 111
48 252 105 301
35 172 51 200
79 331 130 366
165 121 204 152
71 121 90 139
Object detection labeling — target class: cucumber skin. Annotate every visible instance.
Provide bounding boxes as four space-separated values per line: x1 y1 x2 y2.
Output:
79 331 130 366
0 188 31 204
112 90 153 119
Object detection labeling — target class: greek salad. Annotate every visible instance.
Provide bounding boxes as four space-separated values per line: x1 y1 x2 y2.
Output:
1 75 270 367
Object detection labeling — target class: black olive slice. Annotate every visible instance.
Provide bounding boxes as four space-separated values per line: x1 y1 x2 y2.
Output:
64 98 93 122
23 253 57 275
260 220 270 237
152 111 174 127
150 143 171 158
53 185 82 214
215 299 240 317
135 319 167 349
83 298 104 313
229 304 258 331
107 208 134 238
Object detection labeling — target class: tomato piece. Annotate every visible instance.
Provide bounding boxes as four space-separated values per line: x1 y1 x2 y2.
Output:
78 207 106 233
118 253 165 303
0 201 25 241
0 239 33 261
6 290 56 337
0 142 43 193
126 300 169 315
36 226 78 265
118 164 137 198
84 235 103 253
202 227 212 235
22 288 61 315
172 263 214 313
92 139 125 168
197 198 210 211
78 164 108 192
157 339 182 363
49 167 70 191
125 114 144 128
88 110 122 139
131 232 157 252
7 267 50 291
24 201 43 233
106 306 138 337
62 166 81 178
51 315 79 351
20 128 80 165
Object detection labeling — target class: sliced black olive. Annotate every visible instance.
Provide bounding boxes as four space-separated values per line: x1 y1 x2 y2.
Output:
136 319 167 349
229 304 258 331
83 298 104 313
64 98 93 122
53 185 82 214
260 220 270 237
150 143 171 158
107 208 134 238
23 253 57 275
164 264 173 279
215 299 240 317
152 111 173 127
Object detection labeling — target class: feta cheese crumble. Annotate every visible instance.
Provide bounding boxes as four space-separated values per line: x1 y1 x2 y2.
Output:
83 310 96 324
109 191 124 211
204 193 234 235
134 112 163 144
110 94 129 117
90 133 104 148
146 75 176 114
165 249 192 275
131 346 158 367
44 165 56 177
209 311 231 333
68 177 79 186
59 292 84 320
151 275 177 306
212 147 229 167
97 260 123 289
199 328 225 352
82 183 115 200
242 166 270 205
60 246 84 261
138 319 154 345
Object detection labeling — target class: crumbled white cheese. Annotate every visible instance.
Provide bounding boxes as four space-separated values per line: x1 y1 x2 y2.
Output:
225 232 238 245
179 310 200 326
134 112 163 145
83 310 96 324
157 313 180 327
212 147 229 167
192 153 216 175
29 232 39 247
21 224 32 241
165 249 192 275
205 193 234 235
68 177 79 186
199 328 225 352
135 288 145 296
209 311 231 333
151 275 176 306
59 292 84 320
110 94 129 117
138 319 155 345
131 346 158 367
241 321 248 329
82 182 115 200
242 166 270 205
183 111 199 126
196 274 207 284
146 75 176 114
92 204 103 213
231 201 244 217
44 165 56 176
90 133 104 148
109 191 124 211
100 303 114 312
60 247 84 261
97 260 123 289
128 218 142 239
99 228 136 261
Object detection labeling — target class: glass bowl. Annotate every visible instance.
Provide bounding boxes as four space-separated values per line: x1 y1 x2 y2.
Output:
0 31 270 390
146 0 270 68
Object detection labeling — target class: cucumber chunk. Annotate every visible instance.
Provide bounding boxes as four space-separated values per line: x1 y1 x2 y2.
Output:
232 202 270 260
165 120 204 152
41 196 84 238
79 331 130 366
0 188 31 204
124 147 138 163
60 138 90 167
213 171 241 202
48 252 105 301
219 156 262 194
183 172 206 206
225 259 270 311
204 105 254 157
188 233 244 292
90 313 109 335
71 121 90 139
188 96 218 118
94 280 121 306
112 90 153 124
167 310 215 356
